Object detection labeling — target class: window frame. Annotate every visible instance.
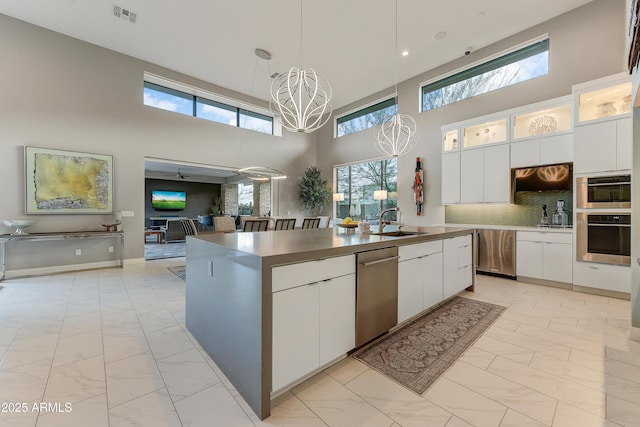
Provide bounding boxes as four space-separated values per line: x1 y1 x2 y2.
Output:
143 73 278 135
333 157 398 222
420 36 550 112
334 96 398 138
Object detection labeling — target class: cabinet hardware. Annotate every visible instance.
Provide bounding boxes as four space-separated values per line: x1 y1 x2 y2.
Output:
360 256 400 266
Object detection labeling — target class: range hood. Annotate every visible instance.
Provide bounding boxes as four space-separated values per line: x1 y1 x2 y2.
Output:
513 163 572 192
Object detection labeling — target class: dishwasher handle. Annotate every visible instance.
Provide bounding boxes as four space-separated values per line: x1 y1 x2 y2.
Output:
359 255 400 267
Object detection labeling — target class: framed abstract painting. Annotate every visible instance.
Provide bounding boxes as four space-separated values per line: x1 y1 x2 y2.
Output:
24 146 114 214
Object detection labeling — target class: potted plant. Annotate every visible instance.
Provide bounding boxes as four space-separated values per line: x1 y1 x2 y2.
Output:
298 166 331 216
209 196 223 216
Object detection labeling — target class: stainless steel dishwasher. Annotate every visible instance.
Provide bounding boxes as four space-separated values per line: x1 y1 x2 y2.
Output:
355 246 399 347
476 229 516 277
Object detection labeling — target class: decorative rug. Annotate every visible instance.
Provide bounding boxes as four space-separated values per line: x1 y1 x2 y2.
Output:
145 242 186 260
168 265 186 280
354 296 505 395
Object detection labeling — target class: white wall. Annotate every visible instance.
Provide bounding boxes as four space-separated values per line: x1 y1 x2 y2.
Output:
0 14 316 263
317 0 626 226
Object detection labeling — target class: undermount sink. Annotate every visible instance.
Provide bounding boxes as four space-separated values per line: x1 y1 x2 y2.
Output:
374 230 420 237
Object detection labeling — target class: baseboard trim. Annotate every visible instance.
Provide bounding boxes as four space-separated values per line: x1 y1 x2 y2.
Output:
631 326 640 342
517 276 572 290
4 260 122 280
572 284 631 300
125 257 146 265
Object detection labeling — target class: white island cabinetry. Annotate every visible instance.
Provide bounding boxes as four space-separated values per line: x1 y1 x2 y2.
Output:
398 240 443 323
443 234 473 299
271 255 355 392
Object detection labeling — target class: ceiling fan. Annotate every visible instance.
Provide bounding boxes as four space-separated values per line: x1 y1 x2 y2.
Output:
175 168 189 179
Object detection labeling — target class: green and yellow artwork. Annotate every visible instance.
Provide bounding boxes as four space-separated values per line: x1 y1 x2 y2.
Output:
25 147 113 214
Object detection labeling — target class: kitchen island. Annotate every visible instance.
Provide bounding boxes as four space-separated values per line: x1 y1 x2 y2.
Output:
185 225 473 419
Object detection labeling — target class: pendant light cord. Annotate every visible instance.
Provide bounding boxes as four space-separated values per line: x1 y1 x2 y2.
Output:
394 0 399 99
300 0 303 69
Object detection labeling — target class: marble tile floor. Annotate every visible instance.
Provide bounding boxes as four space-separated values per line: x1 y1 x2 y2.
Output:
0 262 638 427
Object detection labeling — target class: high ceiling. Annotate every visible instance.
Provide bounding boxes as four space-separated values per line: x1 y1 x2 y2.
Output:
0 0 594 110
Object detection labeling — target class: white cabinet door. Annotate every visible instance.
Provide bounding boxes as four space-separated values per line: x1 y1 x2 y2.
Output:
511 140 540 168
443 235 472 299
540 133 573 165
483 144 510 203
542 242 572 283
516 240 543 279
272 284 319 391
319 274 355 366
423 252 444 310
574 121 617 173
460 149 484 203
616 117 632 171
443 238 458 299
442 152 461 204
398 258 424 323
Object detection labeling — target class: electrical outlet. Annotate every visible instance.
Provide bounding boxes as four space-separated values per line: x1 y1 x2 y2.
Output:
108 246 114 253
120 211 134 217
75 249 81 256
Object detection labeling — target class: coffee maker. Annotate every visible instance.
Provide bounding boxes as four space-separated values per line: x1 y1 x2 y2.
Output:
552 200 569 227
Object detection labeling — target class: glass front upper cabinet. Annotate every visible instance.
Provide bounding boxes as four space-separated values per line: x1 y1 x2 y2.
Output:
577 81 632 123
462 118 507 149
443 128 459 152
513 103 571 140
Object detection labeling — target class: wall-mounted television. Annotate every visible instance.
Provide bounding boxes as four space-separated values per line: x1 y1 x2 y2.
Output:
151 190 186 210
513 163 572 192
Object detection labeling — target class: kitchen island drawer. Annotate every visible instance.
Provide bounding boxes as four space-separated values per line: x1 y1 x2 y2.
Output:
272 254 355 293
573 262 630 293
399 240 442 260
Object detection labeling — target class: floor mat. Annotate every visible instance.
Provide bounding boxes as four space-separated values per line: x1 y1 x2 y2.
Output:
353 296 505 395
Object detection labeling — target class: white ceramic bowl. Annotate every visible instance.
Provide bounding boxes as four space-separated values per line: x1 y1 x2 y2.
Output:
3 219 35 235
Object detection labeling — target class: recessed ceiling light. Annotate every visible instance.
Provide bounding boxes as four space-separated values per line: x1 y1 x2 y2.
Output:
402 50 409 57
434 31 447 41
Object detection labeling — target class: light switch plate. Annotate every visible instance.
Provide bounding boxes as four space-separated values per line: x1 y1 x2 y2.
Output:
121 211 134 217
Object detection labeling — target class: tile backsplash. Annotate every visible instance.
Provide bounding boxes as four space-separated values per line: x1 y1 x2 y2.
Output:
445 190 573 226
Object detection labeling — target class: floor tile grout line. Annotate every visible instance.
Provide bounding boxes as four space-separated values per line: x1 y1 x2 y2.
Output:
37 272 75 427
289 371 380 427
341 367 458 427
485 355 609 420
97 271 114 427
116 265 195 427
444 360 554 427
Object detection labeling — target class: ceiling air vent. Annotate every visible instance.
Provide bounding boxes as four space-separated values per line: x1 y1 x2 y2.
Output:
113 4 137 24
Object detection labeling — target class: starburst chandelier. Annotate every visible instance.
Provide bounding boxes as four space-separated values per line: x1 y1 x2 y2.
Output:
374 0 418 157
270 1 332 133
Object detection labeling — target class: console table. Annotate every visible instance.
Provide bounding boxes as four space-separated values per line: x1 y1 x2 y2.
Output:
0 231 124 281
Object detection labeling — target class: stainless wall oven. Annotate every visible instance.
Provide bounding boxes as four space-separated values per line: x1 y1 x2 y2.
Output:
576 212 631 266
576 175 631 209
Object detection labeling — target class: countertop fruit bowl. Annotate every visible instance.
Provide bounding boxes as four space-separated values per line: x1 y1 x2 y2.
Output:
335 223 358 229
3 219 35 235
